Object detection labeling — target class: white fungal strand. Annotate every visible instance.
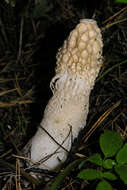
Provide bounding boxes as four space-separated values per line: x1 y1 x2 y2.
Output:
23 19 103 170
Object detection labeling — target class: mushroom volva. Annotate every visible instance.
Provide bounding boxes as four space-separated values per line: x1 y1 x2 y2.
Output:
23 19 103 170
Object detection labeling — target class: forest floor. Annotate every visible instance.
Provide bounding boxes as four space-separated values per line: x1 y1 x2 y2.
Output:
0 0 127 189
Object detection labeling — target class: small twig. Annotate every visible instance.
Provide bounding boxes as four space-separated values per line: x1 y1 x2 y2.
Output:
31 16 38 40
74 153 86 158
15 75 23 97
9 136 23 157
96 59 127 82
40 124 72 153
102 17 127 31
0 17 8 45
0 89 17 97
0 99 32 108
39 124 71 153
12 154 39 164
26 167 58 176
83 101 121 143
0 77 25 83
16 159 22 190
103 6 127 24
0 149 13 158
0 160 40 185
17 16 24 62
28 124 73 168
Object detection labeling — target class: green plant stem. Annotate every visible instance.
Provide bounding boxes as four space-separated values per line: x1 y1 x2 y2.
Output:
49 159 83 190
96 60 127 82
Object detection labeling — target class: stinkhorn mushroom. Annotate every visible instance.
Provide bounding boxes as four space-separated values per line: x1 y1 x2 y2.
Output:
23 19 103 170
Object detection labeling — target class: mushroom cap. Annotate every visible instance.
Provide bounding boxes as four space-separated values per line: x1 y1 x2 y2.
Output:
55 19 103 88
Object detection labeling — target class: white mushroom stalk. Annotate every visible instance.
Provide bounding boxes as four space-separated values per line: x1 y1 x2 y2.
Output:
23 19 103 170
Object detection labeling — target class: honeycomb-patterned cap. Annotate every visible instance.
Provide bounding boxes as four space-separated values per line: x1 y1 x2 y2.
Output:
56 19 103 80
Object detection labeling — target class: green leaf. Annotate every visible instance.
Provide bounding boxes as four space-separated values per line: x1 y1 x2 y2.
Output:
115 0 127 4
102 172 117 180
4 0 16 7
103 159 116 169
100 130 123 157
116 143 127 165
88 154 103 166
96 180 112 190
115 165 127 184
77 169 102 180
